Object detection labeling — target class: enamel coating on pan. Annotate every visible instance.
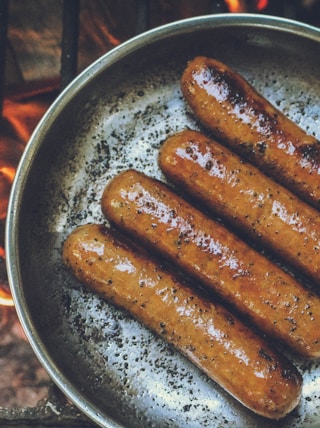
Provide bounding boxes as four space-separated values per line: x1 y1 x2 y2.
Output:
5 14 320 428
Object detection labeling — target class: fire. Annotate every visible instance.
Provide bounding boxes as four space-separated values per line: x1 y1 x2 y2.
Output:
224 0 268 12
0 246 14 306
0 166 16 220
0 289 14 307
0 97 50 306
256 0 268 10
0 166 15 182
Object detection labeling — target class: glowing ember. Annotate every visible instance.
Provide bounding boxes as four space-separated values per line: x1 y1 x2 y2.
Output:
224 0 268 12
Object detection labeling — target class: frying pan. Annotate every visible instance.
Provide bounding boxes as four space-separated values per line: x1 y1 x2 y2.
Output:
6 13 320 428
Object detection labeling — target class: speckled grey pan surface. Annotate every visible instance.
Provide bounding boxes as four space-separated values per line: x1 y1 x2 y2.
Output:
6 13 320 428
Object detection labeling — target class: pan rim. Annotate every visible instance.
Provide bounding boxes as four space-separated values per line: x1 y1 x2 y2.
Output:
5 13 320 428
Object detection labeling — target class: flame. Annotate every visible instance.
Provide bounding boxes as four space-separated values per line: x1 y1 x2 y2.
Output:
0 166 15 182
0 289 14 307
0 166 16 221
224 0 268 12
0 246 14 306
0 98 50 307
256 0 268 10
3 99 49 144
224 0 245 12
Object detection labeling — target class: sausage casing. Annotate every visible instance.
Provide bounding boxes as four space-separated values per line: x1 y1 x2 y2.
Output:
159 129 320 285
181 56 320 208
102 169 320 358
63 223 302 420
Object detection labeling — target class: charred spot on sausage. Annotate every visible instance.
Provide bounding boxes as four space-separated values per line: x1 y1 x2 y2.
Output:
259 348 274 363
299 141 320 166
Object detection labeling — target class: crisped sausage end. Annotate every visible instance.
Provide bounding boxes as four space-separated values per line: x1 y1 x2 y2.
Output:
181 56 320 208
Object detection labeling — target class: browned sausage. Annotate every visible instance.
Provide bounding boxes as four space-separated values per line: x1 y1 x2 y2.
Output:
63 223 302 420
159 129 320 285
102 169 320 359
181 56 320 208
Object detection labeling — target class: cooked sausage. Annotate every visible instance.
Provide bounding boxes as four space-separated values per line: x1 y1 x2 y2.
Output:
181 56 320 208
63 223 302 420
102 169 320 359
158 129 320 285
